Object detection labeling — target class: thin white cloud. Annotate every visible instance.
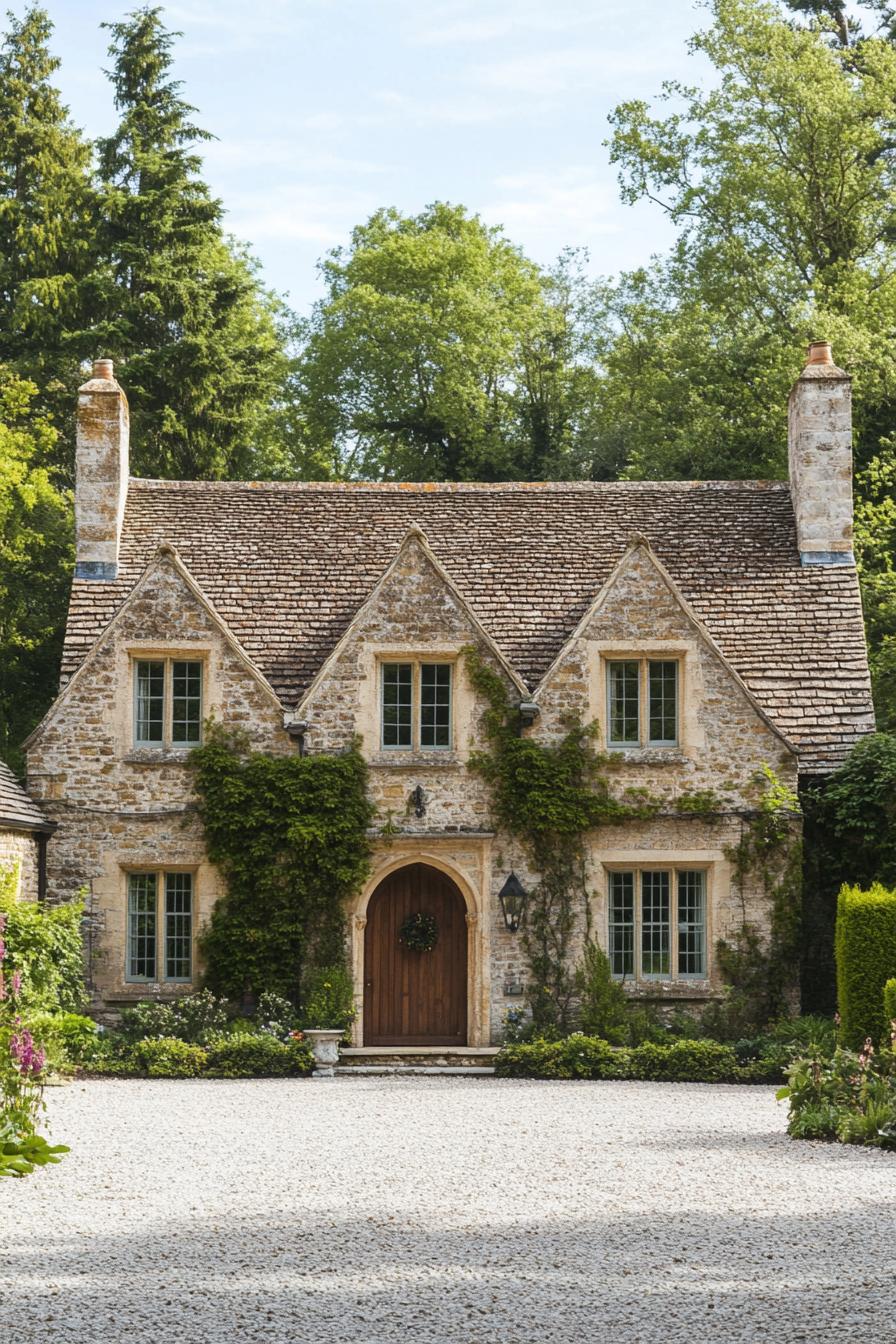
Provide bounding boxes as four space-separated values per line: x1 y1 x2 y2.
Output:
483 169 621 247
407 0 609 47
222 181 379 246
203 140 388 175
472 46 671 95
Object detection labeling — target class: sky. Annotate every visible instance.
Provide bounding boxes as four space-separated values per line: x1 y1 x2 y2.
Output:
41 0 714 313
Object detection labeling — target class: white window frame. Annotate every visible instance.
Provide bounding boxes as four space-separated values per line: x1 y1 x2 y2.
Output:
606 865 709 982
125 869 195 984
132 656 204 749
379 659 454 752
605 656 680 748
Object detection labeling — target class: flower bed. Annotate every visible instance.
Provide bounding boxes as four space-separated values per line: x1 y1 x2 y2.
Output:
778 1033 896 1149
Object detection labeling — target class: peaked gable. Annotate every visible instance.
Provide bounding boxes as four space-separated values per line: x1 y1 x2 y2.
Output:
537 538 793 754
26 546 283 751
298 527 525 754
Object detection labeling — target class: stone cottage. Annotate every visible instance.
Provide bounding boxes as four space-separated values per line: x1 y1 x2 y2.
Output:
0 760 54 902
23 344 873 1042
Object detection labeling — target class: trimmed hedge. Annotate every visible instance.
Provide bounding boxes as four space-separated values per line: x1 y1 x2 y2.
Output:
885 979 896 1037
835 883 896 1048
495 1035 758 1082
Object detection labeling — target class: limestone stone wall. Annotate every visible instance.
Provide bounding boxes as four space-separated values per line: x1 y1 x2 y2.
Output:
788 362 853 560
27 551 292 1009
300 532 515 834
534 543 799 807
0 831 39 902
29 533 800 1033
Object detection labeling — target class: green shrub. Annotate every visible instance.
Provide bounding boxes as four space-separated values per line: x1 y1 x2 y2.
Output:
629 1039 739 1083
205 1034 313 1078
301 964 356 1032
779 1044 896 1149
25 1012 99 1068
119 990 229 1046
496 1035 748 1082
255 990 297 1039
0 880 85 1012
835 883 896 1047
119 999 176 1043
573 941 629 1044
496 1035 627 1080
884 979 896 1040
131 1037 208 1078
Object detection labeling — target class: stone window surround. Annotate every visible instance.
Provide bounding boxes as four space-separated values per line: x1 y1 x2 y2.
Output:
123 642 211 756
357 644 479 766
379 656 454 753
131 648 206 751
597 848 722 989
122 862 198 987
589 641 701 758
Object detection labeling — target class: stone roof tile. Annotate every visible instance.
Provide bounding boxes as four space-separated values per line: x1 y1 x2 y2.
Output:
0 760 49 832
60 479 874 773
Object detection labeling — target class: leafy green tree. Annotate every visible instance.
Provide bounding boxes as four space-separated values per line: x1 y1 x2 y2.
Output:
0 368 72 772
94 6 288 479
601 0 896 723
0 6 96 467
295 203 599 480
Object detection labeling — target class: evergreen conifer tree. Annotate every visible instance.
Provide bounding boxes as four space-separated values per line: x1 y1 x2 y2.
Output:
95 6 286 479
0 6 97 470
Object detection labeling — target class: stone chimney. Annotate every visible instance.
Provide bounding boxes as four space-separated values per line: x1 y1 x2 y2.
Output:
75 358 129 580
788 340 854 566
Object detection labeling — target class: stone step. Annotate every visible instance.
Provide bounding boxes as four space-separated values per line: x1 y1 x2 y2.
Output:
335 1065 495 1077
339 1046 499 1071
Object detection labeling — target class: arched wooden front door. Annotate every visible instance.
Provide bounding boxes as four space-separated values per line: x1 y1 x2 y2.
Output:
364 863 468 1046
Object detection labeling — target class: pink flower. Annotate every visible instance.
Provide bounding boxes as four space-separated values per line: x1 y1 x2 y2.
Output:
0 970 5 1002
9 1028 45 1078
0 937 5 961
10 970 21 996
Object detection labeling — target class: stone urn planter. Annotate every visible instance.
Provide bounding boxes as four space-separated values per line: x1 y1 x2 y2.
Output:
304 1029 343 1077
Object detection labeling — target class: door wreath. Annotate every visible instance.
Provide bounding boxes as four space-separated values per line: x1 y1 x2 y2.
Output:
399 911 439 952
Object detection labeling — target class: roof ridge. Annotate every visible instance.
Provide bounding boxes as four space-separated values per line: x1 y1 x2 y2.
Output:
127 477 790 492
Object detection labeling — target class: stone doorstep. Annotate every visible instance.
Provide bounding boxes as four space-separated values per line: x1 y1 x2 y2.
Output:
335 1065 495 1076
339 1046 499 1072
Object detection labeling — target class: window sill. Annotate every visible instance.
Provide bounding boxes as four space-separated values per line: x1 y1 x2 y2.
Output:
607 748 688 766
620 979 718 1001
124 748 197 765
370 753 463 770
107 986 196 1002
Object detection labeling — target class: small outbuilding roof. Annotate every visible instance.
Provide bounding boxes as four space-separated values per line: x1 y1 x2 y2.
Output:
0 760 50 833
59 478 874 774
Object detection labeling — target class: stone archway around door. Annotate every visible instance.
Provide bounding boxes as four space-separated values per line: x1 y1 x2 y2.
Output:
363 862 468 1046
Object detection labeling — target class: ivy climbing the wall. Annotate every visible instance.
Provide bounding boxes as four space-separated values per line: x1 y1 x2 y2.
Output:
464 649 656 1035
190 724 374 1004
706 766 802 1037
464 649 804 1039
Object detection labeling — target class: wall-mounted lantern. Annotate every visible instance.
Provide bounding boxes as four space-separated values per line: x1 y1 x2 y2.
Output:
498 872 527 933
411 784 426 818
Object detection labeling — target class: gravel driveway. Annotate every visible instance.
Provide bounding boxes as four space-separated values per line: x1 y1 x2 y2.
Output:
2 1077 894 1343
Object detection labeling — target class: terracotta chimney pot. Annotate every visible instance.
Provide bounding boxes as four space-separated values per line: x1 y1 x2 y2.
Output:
805 341 834 367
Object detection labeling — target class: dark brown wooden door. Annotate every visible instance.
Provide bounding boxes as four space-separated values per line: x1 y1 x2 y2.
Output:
364 863 468 1046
